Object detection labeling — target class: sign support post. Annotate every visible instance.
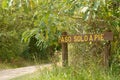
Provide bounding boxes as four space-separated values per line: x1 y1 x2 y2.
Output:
61 32 68 67
104 41 111 68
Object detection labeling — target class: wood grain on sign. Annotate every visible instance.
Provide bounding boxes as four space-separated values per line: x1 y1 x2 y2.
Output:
59 32 113 43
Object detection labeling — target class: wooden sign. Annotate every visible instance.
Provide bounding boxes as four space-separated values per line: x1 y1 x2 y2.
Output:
59 32 113 43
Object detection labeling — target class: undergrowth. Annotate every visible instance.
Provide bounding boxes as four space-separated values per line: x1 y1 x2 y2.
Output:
11 65 120 80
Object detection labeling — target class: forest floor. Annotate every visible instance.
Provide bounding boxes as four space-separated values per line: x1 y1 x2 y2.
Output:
0 64 52 80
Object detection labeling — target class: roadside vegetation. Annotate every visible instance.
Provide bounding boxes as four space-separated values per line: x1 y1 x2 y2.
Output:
11 64 120 80
0 63 16 70
0 0 120 80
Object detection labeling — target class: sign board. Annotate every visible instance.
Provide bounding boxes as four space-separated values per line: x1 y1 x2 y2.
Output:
59 32 113 43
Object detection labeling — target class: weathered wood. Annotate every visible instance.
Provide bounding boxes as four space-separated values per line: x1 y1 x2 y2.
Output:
103 41 111 67
61 32 68 67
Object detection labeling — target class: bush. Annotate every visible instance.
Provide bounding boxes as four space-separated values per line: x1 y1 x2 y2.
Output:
0 33 25 63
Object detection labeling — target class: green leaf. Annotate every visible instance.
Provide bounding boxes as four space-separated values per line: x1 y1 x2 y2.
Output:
81 7 88 13
2 0 8 9
83 10 90 21
23 4 30 13
93 1 100 11
29 0 35 9
8 0 13 7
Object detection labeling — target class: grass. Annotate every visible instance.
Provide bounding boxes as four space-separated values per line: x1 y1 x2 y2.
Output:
0 60 36 71
11 65 120 80
0 63 17 70
10 71 41 80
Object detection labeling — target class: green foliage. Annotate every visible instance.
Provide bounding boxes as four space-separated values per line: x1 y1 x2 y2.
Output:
0 0 40 64
0 1 35 64
0 0 119 70
0 32 24 62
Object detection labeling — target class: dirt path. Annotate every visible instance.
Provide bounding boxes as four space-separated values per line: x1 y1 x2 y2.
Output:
0 64 51 80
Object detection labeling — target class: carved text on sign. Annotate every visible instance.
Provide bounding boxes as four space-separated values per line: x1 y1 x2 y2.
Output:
59 32 113 43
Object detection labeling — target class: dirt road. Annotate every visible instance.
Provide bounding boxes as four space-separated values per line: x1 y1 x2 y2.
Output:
0 64 51 80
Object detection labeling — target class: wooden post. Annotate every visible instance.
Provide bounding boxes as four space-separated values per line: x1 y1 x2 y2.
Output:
103 31 112 68
62 32 68 67
103 41 111 68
